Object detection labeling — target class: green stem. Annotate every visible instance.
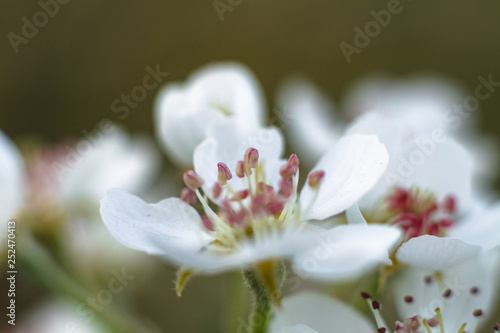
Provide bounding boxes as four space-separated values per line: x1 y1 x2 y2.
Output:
243 269 273 333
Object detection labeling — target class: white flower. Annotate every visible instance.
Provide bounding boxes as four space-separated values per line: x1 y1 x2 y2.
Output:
391 253 499 333
269 292 374 333
345 111 500 270
16 126 160 267
58 127 160 204
278 75 497 181
155 62 266 166
100 125 402 279
0 129 24 225
11 299 106 333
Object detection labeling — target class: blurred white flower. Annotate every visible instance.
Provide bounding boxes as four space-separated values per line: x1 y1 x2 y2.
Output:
0 129 24 225
391 253 499 333
10 299 105 333
345 111 500 270
101 124 401 280
155 62 267 166
269 292 374 333
10 126 160 269
277 75 498 182
276 77 341 167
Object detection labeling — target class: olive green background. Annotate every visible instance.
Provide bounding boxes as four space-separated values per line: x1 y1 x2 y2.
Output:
1 1 500 332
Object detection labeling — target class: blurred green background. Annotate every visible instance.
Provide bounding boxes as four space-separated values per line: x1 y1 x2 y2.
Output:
1 1 500 332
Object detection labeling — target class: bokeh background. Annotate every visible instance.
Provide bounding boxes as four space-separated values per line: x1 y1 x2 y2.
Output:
1 1 500 332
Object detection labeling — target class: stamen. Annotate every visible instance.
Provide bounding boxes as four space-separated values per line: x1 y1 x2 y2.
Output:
180 188 197 205
422 319 433 333
434 308 444 333
360 292 388 330
231 189 249 201
244 147 259 169
217 162 232 185
279 178 294 198
442 288 452 298
470 286 480 294
236 160 246 178
183 170 204 191
493 323 500 332
288 153 300 168
403 295 413 303
457 323 467 333
442 195 457 213
280 162 298 179
212 182 222 199
307 170 325 188
202 215 214 231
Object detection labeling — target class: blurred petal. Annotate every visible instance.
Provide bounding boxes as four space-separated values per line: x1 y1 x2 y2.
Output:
345 204 367 225
276 77 340 166
0 129 24 224
396 235 481 271
270 292 374 333
60 127 160 202
274 324 319 333
449 202 500 251
155 62 266 166
300 134 388 220
293 224 401 280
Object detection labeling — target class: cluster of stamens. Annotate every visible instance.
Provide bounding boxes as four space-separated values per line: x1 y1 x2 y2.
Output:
376 187 457 239
361 275 498 333
179 147 325 253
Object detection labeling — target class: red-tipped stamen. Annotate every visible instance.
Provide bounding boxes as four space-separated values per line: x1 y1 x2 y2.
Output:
183 170 204 191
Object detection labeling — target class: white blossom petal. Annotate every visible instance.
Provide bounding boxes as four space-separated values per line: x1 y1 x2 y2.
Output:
100 188 211 260
396 235 481 271
270 292 374 333
293 224 401 281
300 134 389 220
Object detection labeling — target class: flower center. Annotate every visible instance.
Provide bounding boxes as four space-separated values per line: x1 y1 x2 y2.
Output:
361 274 498 333
369 186 457 240
180 148 324 254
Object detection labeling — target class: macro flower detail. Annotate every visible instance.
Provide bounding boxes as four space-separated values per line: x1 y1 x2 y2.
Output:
100 127 402 287
361 253 500 333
